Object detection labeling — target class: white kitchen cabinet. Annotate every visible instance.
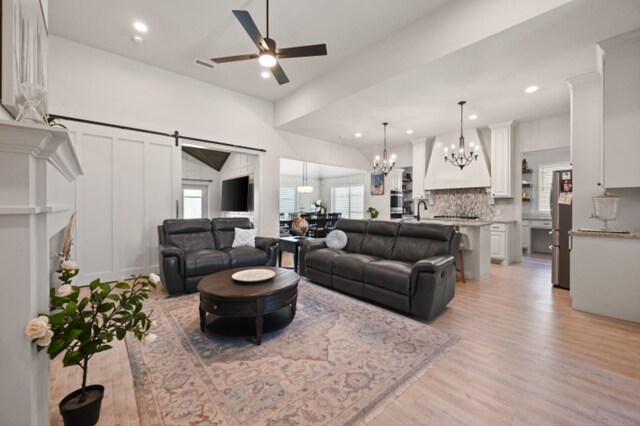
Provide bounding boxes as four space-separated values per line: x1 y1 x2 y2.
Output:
489 122 514 198
387 169 404 191
521 223 530 253
599 29 640 188
490 223 507 261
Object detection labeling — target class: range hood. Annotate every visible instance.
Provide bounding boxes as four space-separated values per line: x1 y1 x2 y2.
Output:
424 128 490 190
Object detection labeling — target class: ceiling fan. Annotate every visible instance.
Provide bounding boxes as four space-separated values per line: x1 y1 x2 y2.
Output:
211 0 327 85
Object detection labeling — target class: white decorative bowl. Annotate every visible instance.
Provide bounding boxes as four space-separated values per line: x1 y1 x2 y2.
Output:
231 269 276 283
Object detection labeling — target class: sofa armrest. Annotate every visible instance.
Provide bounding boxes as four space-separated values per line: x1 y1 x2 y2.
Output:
159 244 184 259
411 255 455 275
298 239 327 277
255 237 278 266
157 244 185 295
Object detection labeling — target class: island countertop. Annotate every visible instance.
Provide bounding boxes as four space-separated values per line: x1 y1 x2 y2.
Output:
570 229 640 239
407 218 493 227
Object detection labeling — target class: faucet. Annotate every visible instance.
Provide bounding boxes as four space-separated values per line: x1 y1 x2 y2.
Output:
416 200 428 221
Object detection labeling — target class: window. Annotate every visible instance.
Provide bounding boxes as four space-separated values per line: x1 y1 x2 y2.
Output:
331 185 365 219
279 186 297 215
538 162 571 213
183 185 208 219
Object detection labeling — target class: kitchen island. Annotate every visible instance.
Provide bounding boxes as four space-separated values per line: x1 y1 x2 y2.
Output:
406 218 492 280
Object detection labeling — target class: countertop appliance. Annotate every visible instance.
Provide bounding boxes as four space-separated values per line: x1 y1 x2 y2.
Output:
391 190 403 219
551 169 572 289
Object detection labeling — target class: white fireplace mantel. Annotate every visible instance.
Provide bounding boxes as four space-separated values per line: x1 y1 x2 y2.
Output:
0 119 82 426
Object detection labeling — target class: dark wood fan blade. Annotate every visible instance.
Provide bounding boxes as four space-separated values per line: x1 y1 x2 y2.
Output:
232 10 266 50
276 44 327 59
271 62 290 85
211 53 259 64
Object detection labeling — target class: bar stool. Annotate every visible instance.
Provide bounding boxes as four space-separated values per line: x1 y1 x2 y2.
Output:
457 233 470 283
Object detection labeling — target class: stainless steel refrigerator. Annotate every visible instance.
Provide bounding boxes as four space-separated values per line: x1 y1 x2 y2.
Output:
551 170 572 289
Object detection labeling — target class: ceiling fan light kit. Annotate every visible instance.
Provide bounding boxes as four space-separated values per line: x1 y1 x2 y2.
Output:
211 0 327 85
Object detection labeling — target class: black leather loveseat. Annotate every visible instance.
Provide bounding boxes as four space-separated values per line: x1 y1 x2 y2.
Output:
157 218 278 295
299 219 460 320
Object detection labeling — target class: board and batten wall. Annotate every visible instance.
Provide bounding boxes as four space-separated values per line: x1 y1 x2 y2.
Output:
68 122 180 284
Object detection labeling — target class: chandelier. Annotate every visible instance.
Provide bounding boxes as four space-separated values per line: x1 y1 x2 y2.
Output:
297 161 313 193
373 122 396 176
444 101 479 170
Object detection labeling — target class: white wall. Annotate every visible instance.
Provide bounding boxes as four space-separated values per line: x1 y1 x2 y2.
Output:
48 36 372 239
181 152 221 218
517 114 570 152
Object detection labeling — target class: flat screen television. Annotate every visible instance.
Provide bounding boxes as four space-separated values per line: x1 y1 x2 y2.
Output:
221 176 250 211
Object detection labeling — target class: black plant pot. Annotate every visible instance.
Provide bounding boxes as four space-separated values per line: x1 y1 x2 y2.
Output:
59 384 105 426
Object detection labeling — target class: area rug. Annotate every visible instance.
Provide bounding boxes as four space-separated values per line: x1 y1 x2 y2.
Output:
126 280 459 425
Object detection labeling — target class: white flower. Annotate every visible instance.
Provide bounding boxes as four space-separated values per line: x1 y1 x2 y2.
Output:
148 273 161 284
143 333 157 344
36 329 54 347
118 277 126 283
151 320 158 328
25 316 50 339
58 284 73 297
61 259 77 271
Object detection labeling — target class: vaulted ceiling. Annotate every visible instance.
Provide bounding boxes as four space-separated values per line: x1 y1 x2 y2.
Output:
49 0 640 148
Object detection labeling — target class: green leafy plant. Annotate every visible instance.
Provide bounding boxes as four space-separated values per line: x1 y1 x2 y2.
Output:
26 262 159 402
367 206 379 219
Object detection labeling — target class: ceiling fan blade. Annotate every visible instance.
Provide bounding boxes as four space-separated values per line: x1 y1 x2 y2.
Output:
232 10 267 50
271 62 290 85
276 44 328 59
211 53 259 64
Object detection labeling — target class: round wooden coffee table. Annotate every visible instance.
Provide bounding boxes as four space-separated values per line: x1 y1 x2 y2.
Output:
197 267 299 345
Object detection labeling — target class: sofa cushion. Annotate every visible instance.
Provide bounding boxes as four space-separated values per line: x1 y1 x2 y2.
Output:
326 230 348 250
333 253 381 281
364 260 413 295
222 247 268 268
305 248 344 274
185 249 230 277
163 219 216 252
360 221 400 258
334 219 369 253
212 218 253 249
391 223 454 263
232 227 256 248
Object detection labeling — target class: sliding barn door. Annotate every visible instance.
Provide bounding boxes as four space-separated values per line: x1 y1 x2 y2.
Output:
68 122 180 283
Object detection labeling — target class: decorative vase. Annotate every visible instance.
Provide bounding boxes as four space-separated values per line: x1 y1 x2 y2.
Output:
59 384 105 426
15 82 48 124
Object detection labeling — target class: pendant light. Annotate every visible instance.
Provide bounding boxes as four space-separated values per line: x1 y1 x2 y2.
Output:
297 161 313 193
444 101 479 170
373 122 396 176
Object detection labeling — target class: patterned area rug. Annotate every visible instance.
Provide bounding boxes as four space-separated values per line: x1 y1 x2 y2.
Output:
126 280 459 425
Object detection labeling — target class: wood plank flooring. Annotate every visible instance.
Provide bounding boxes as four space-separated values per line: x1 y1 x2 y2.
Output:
50 255 640 425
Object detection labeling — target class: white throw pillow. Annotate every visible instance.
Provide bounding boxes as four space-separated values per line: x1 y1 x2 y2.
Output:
326 230 348 250
232 227 256 248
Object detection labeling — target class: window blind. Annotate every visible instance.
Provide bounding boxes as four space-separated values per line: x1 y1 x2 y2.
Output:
331 185 364 219
538 162 571 213
279 187 297 215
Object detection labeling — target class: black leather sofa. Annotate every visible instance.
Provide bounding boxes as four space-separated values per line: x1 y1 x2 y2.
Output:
299 219 460 320
157 218 278 295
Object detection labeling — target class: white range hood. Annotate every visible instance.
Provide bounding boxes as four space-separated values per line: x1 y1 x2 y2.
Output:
424 128 491 190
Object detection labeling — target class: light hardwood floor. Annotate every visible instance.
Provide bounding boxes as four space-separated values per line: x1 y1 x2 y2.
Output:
50 255 640 425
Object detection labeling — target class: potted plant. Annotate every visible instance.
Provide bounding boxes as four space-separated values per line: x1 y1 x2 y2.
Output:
367 206 379 219
25 260 159 426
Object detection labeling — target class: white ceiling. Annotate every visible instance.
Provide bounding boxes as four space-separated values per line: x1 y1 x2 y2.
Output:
277 0 640 147
280 158 365 179
48 0 448 102
48 0 640 152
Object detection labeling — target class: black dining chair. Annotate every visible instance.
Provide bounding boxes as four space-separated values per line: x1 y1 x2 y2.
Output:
327 213 341 231
309 215 327 238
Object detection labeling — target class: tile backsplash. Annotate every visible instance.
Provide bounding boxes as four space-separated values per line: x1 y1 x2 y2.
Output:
429 188 495 218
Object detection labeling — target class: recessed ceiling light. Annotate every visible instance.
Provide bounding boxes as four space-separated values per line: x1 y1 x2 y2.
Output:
354 132 362 138
133 21 148 33
260 71 270 79
468 114 478 120
132 35 144 44
406 129 414 134
525 85 539 94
